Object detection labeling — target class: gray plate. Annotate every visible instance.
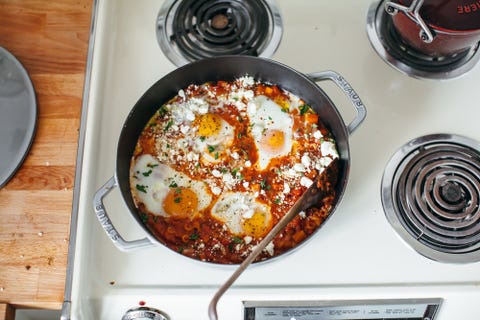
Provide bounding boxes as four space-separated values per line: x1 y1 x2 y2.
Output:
0 47 37 188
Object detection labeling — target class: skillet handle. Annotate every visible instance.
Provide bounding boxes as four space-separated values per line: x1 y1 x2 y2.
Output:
308 70 366 135
93 176 155 251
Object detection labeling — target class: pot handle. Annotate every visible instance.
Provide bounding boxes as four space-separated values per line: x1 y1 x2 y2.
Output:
307 70 366 135
384 0 434 43
93 176 155 251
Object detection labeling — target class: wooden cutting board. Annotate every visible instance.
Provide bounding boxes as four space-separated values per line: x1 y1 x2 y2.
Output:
0 0 92 318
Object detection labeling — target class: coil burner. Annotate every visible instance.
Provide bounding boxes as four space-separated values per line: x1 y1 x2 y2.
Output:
366 1 480 80
156 0 282 67
381 134 480 263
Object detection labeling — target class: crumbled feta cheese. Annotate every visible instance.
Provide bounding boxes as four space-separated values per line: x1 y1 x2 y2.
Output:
316 156 333 170
170 104 195 122
321 141 338 158
212 186 222 195
242 208 255 219
243 90 254 100
186 152 195 162
300 176 313 188
222 173 234 185
176 138 188 149
285 168 297 177
299 211 306 218
178 89 185 99
293 163 306 172
245 160 252 168
313 130 323 139
301 154 311 168
283 182 290 194
244 236 253 245
238 76 255 87
180 125 189 134
264 241 275 256
211 169 222 178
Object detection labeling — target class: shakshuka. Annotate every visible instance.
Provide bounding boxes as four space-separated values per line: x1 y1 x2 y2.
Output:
130 76 339 264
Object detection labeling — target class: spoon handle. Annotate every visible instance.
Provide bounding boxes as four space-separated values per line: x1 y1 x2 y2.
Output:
207 174 323 320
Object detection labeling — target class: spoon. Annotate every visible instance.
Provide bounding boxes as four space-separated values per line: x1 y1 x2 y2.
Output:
208 159 337 320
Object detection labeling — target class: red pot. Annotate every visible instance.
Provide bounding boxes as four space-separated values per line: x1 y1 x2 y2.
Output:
386 0 480 56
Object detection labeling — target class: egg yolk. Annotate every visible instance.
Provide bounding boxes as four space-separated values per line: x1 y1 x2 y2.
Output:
260 129 286 153
242 211 270 238
163 187 199 218
195 113 223 137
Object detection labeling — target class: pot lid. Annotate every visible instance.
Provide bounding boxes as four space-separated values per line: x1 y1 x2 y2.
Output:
0 47 37 188
399 0 480 31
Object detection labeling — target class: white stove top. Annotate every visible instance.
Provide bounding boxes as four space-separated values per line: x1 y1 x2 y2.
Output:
68 0 480 319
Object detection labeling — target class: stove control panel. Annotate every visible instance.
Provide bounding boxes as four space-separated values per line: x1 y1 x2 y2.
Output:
244 298 442 320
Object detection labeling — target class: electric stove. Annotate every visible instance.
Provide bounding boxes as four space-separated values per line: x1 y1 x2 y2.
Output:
62 0 480 319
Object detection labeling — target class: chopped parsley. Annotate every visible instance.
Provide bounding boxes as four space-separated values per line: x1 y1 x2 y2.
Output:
273 198 282 204
158 105 168 117
299 104 312 115
136 184 148 193
140 213 148 223
174 197 182 203
169 181 178 188
147 163 159 168
164 119 174 132
260 178 271 190
189 232 200 240
207 145 215 153
232 236 244 244
142 170 152 177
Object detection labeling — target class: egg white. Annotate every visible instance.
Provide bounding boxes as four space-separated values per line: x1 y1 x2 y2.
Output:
211 191 272 237
131 154 212 217
192 113 235 164
247 95 294 170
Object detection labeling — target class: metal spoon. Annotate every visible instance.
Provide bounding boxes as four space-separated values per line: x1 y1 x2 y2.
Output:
207 161 336 320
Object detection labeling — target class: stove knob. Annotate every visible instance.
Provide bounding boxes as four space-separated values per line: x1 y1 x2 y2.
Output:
122 306 170 320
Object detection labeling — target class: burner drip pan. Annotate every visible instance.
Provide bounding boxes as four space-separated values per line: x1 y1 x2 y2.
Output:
382 134 480 263
157 0 282 67
367 1 480 80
